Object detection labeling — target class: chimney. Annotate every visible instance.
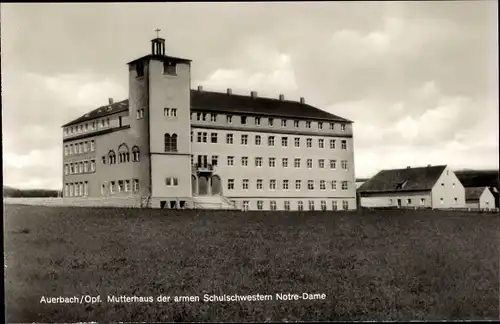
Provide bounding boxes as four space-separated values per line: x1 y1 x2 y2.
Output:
227 88 232 95
198 85 203 92
108 98 114 105
251 91 258 98
300 97 305 104
279 94 285 101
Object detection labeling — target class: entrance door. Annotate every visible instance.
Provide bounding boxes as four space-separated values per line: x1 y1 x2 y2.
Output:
397 199 402 207
198 176 208 195
211 175 222 195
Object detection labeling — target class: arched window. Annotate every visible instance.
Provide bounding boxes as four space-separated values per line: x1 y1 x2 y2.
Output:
164 133 178 152
164 133 171 152
132 146 140 162
108 150 116 164
118 143 130 163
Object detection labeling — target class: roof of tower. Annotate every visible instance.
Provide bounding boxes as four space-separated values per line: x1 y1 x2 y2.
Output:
62 90 352 127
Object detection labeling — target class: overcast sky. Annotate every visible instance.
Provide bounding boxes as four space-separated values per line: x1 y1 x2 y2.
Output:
2 2 498 189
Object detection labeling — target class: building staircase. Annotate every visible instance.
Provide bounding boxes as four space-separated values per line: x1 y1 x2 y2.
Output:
192 195 239 210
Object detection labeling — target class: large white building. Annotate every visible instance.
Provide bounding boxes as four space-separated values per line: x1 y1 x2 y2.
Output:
61 37 357 210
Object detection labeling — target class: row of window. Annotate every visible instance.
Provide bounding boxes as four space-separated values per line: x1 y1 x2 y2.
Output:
64 118 111 136
243 200 350 211
64 182 89 197
64 159 96 175
389 197 459 205
104 179 140 194
64 140 96 156
104 145 140 164
193 155 349 170
192 132 348 149
192 112 347 131
228 179 349 191
135 60 177 78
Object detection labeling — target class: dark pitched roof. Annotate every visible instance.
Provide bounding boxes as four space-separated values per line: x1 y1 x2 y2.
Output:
357 165 447 194
127 54 192 65
455 170 500 189
62 90 352 127
465 187 487 201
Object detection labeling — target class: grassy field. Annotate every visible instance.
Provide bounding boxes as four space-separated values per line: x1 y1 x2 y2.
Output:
4 205 499 322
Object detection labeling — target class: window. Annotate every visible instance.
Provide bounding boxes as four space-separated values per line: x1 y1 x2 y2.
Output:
452 182 455 188
318 122 323 130
166 177 172 186
255 157 263 167
318 159 325 168
64 165 69 175
125 180 131 192
133 179 139 192
389 199 393 205
64 184 69 197
309 200 315 211
307 159 313 169
330 123 335 130
243 201 249 211
268 136 275 146
226 134 233 144
227 156 234 166
294 120 299 128
211 155 218 166
407 199 412 204
332 201 338 210
64 145 68 156
320 180 326 190
341 140 347 150
308 180 314 190
341 160 348 170
84 161 88 173
281 137 288 147
331 180 337 190
269 179 277 190
306 121 311 128
454 197 458 203
102 156 106 164
171 108 177 117
69 184 74 197
330 140 336 149
92 122 96 130
330 160 337 169
227 115 233 124
298 201 303 211
242 179 249 190
268 118 274 126
202 132 207 143
163 61 177 75
197 113 202 121
241 157 248 166
132 146 140 162
441 183 444 187
270 201 277 211
342 200 349 210
79 143 84 154
241 116 247 125
257 179 263 190
341 181 348 190
164 108 170 116
318 139 324 148
164 133 178 152
257 200 263 210
197 132 202 142
255 135 261 145
321 200 327 211
118 180 125 192
284 201 290 211
294 158 301 168
108 151 116 164
228 179 235 190
295 180 302 190
110 181 115 194
282 158 288 168
255 117 261 125
269 158 276 167
281 119 287 127
90 140 95 152
136 109 144 119
283 180 289 190
306 138 312 148
420 198 425 205
118 144 130 163
294 137 300 147
211 133 218 143
241 134 248 145
341 124 346 131
211 114 217 122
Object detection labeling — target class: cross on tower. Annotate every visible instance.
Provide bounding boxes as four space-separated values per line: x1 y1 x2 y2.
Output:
155 28 161 38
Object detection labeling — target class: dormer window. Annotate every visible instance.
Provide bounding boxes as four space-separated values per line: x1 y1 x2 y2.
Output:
395 180 408 190
163 61 177 75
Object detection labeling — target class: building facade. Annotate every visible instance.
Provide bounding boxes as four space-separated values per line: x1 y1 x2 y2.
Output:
358 165 466 209
465 187 495 209
61 38 356 210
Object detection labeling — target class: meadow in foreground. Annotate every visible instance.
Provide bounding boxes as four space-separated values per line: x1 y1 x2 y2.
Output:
4 205 499 322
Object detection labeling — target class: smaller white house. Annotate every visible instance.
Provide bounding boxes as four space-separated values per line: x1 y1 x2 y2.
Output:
357 165 466 209
465 187 495 210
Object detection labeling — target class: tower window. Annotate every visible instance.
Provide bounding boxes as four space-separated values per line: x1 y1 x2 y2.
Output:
164 133 178 152
163 61 177 75
136 61 144 78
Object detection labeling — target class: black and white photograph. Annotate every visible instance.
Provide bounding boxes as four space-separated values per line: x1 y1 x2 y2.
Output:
2 1 499 322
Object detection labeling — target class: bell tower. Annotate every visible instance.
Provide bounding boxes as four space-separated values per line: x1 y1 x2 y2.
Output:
127 31 193 207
